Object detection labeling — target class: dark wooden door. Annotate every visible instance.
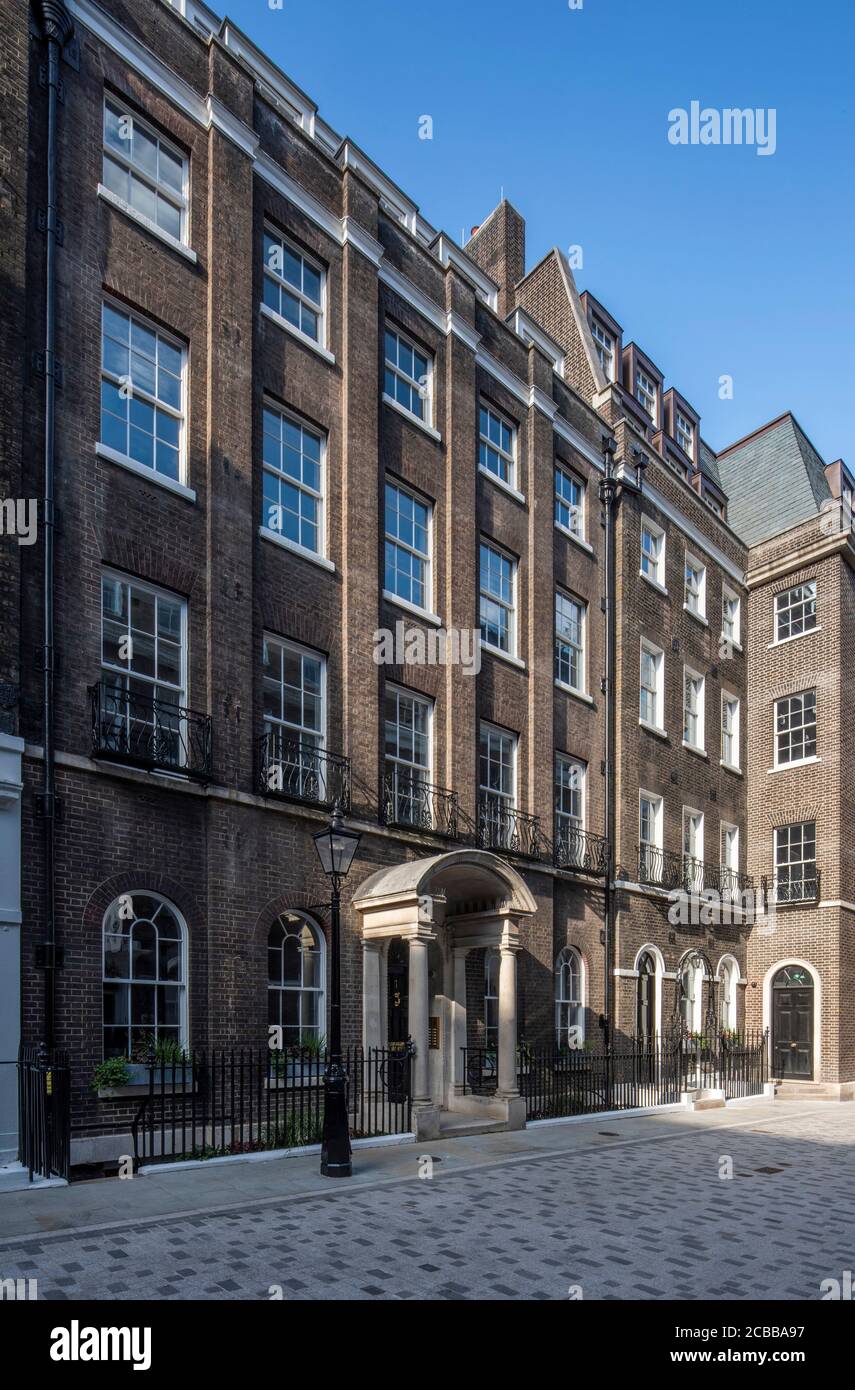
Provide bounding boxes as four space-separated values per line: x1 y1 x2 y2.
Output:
773 969 813 1079
387 939 409 1047
637 954 656 1039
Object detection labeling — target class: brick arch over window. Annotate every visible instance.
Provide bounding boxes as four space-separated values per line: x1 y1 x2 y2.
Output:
96 531 199 599
83 872 205 941
251 891 330 947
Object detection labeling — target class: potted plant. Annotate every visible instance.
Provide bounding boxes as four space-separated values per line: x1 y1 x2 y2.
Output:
269 1035 326 1085
126 1035 193 1087
91 1056 131 1095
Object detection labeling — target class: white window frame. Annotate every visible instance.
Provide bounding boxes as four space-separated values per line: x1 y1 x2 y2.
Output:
262 634 327 749
682 666 706 753
721 691 740 770
684 551 707 620
639 790 664 882
267 911 327 1049
591 319 615 381
774 581 817 643
554 465 586 542
102 96 189 245
722 585 741 648
678 954 705 1034
675 409 695 458
774 822 817 902
555 755 586 833
720 823 739 901
102 891 189 1058
384 478 433 617
555 591 587 696
100 571 188 769
639 639 665 732
774 690 818 768
99 299 188 485
640 517 666 589
555 946 585 1047
262 226 327 349
479 722 517 815
383 325 433 427
479 402 517 488
682 806 705 881
479 540 517 658
384 684 433 824
261 403 326 562
636 368 658 423
717 955 739 1030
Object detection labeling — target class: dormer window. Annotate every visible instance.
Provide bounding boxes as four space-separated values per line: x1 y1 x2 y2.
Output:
675 410 694 458
636 369 657 423
592 320 615 382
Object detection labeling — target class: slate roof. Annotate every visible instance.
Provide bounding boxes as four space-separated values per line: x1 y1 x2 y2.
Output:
713 414 832 547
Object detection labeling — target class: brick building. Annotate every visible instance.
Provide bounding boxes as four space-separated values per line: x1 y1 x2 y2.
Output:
1 0 850 1168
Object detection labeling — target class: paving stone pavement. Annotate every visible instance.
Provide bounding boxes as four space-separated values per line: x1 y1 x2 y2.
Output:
2 1103 854 1300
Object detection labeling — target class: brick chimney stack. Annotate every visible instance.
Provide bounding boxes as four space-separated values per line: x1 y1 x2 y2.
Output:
466 200 526 320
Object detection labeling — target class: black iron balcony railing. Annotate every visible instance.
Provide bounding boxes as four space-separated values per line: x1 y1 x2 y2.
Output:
477 799 542 859
763 871 820 905
90 681 212 780
554 822 610 876
637 846 753 896
382 768 459 837
258 730 351 811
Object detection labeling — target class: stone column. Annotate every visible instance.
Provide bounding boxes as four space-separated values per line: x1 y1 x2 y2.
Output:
451 947 468 1095
408 937 431 1104
497 946 519 1098
362 941 382 1052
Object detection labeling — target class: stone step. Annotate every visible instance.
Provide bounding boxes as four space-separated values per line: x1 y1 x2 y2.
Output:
691 1097 726 1111
0 1161 68 1193
437 1115 510 1138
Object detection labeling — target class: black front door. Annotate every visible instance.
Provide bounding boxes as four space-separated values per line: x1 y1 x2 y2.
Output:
773 967 814 1079
387 939 409 1047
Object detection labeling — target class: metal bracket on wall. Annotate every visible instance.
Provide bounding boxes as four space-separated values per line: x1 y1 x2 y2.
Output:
35 208 64 245
33 792 62 821
35 944 65 970
38 65 65 101
31 352 64 389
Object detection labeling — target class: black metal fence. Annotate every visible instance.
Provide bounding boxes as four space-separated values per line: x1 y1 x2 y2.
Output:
131 1045 413 1168
258 731 352 811
18 1044 71 1182
463 1031 769 1120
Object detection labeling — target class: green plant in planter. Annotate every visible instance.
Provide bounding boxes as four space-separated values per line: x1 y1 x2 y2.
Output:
91 1056 131 1093
133 1034 188 1065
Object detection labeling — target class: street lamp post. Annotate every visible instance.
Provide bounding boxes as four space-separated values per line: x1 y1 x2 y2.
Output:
313 801 361 1178
599 435 647 1073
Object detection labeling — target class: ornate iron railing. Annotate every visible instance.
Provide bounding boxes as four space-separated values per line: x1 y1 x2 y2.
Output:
90 681 212 780
477 799 542 859
637 846 753 896
763 872 820 905
131 1044 412 1167
555 823 610 876
258 730 351 811
382 768 459 837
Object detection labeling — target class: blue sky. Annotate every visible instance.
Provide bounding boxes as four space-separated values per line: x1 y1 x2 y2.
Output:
225 0 854 462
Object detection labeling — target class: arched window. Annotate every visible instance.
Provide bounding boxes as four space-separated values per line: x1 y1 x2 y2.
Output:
555 947 584 1047
679 957 704 1033
268 913 326 1048
718 957 739 1031
102 892 187 1059
484 949 500 1050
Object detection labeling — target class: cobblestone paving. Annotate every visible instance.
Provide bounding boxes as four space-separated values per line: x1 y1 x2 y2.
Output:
3 1106 855 1300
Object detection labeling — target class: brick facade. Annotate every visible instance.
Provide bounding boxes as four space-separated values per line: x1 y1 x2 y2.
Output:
6 0 851 1164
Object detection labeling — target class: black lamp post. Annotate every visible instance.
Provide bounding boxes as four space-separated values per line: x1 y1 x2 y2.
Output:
599 436 647 1065
313 801 361 1178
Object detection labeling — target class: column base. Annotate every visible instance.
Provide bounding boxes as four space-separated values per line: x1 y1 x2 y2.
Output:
412 1101 441 1141
496 1094 527 1130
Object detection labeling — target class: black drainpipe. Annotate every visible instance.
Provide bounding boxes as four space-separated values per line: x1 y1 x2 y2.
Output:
32 0 74 1049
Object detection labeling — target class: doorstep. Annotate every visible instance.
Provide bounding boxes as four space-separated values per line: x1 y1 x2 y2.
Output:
0 1161 68 1194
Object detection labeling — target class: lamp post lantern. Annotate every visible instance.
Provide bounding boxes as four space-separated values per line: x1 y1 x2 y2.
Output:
313 801 361 1178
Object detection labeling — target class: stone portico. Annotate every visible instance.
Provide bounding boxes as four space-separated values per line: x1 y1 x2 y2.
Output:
354 850 536 1139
